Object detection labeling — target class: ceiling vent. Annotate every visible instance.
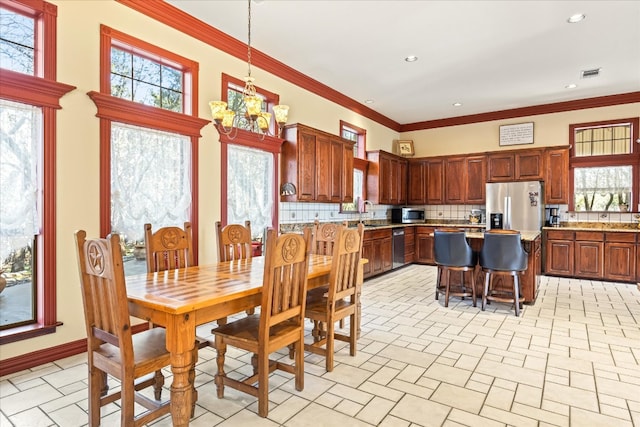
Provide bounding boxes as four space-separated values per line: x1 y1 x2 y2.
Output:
581 68 601 78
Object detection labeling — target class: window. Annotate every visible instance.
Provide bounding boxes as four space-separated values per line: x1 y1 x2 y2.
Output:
570 118 639 212
0 6 35 75
89 25 208 275
0 0 74 342
340 120 366 159
219 74 282 241
340 121 367 212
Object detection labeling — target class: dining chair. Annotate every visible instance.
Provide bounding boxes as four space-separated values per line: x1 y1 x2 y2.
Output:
215 220 253 262
304 223 364 372
307 220 347 340
144 222 204 413
211 228 311 417
480 229 528 316
75 230 172 426
215 220 256 317
144 222 194 272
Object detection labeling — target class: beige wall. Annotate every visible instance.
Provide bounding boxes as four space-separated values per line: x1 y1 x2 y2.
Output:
401 103 640 157
2 0 636 361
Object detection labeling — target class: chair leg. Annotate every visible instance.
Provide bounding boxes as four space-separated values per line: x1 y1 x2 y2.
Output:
257 351 270 417
153 369 164 400
120 375 135 426
349 312 357 357
482 271 491 311
295 335 304 391
326 319 335 372
89 367 103 427
214 336 226 398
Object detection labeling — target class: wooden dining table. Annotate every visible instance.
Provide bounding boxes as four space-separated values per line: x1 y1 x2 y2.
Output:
125 253 364 426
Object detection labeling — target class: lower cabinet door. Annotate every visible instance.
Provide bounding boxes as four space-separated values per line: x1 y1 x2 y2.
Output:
604 242 636 282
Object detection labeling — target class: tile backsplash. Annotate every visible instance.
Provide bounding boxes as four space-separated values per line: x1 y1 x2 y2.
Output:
280 202 640 225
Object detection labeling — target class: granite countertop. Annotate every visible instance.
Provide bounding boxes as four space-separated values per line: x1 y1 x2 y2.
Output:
543 222 640 232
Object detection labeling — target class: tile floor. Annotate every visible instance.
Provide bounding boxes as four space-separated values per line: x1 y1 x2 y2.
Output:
1 264 640 426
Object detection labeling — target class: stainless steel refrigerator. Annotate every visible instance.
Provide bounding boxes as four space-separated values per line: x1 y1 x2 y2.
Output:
485 181 544 231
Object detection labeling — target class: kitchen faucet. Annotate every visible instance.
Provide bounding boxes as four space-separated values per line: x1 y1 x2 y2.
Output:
359 200 374 224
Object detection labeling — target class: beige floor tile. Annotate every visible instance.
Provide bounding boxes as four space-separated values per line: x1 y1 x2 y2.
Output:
543 382 599 411
423 362 472 387
514 383 542 408
285 402 372 427
0 383 63 416
446 408 506 427
570 407 633 427
356 396 395 425
485 385 515 411
430 382 485 414
390 393 450 426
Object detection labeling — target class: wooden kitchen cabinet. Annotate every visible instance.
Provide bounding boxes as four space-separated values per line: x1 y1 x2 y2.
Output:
604 232 636 282
407 160 426 204
281 123 354 203
445 156 466 204
515 149 544 180
415 226 436 264
545 147 569 204
574 231 604 279
426 159 445 204
466 155 487 203
404 227 415 264
488 153 515 182
362 228 392 279
488 148 544 182
544 229 574 276
366 150 407 205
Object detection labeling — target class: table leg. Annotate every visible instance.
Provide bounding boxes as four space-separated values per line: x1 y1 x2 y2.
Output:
166 313 196 427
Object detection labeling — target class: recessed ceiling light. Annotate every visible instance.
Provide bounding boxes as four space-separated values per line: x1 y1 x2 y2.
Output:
364 99 374 104
565 84 577 89
567 13 585 23
405 55 418 62
452 102 463 107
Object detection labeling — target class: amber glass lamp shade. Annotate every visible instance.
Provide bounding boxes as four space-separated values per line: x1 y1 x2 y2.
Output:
244 96 262 118
273 104 289 124
209 101 227 123
258 112 271 130
222 110 236 128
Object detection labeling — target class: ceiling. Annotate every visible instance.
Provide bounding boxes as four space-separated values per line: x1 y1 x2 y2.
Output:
167 0 640 126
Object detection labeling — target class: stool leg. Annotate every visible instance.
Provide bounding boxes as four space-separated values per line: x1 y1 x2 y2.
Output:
470 268 477 307
444 268 450 308
482 271 490 311
513 274 520 317
435 266 441 301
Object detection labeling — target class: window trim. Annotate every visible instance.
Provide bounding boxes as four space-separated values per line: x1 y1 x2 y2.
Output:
93 25 208 262
218 73 283 228
569 117 640 211
340 120 367 159
0 0 75 344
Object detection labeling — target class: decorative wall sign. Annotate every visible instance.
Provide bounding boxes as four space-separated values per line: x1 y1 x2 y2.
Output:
396 140 415 156
499 122 534 146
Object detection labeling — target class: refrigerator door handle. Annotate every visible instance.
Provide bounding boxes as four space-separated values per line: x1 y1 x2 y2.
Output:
504 196 511 229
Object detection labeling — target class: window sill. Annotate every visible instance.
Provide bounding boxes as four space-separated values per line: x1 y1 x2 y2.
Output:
0 321 63 345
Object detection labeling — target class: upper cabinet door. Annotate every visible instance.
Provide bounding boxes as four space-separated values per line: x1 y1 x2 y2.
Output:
445 157 466 204
407 160 426 205
488 153 515 182
515 149 544 180
426 159 445 204
466 155 487 203
545 147 569 204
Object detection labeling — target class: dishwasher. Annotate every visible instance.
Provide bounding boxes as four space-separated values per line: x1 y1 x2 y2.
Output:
392 228 405 269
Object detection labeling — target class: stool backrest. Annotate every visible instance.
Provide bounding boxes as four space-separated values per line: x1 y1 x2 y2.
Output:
480 230 528 271
434 228 475 267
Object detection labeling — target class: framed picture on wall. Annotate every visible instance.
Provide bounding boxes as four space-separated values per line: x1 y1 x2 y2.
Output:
397 140 415 157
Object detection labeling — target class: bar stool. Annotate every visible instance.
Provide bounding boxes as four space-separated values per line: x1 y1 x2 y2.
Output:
479 229 528 316
434 228 477 307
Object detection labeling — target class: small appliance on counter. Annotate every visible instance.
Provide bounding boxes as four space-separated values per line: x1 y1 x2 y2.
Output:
469 209 482 224
391 207 425 224
549 207 560 227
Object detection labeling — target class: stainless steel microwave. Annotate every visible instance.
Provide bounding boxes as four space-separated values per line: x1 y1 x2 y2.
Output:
391 207 425 224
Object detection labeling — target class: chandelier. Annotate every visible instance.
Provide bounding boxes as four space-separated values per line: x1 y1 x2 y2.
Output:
209 0 289 139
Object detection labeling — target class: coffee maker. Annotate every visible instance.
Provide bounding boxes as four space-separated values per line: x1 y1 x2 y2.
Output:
549 207 560 227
